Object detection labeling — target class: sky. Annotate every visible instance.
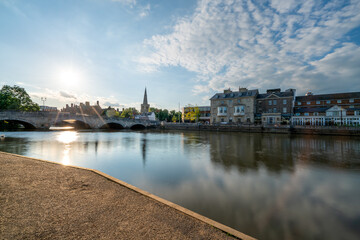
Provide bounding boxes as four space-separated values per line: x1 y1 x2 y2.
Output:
0 0 360 111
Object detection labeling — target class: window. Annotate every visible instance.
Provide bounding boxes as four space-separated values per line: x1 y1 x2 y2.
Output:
221 101 224 104
316 101 320 104
283 99 287 104
234 105 245 115
326 100 331 104
296 113 300 116
268 100 272 105
337 100 342 103
307 101 311 105
283 107 287 113
217 106 227 115
313 112 319 116
269 109 272 113
273 100 277 105
298 102 301 105
237 99 241 103
273 108 277 113
350 105 355 109
229 100 232 105
350 99 354 103
304 113 309 116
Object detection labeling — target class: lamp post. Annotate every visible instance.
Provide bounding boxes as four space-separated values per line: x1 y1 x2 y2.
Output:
41 97 46 111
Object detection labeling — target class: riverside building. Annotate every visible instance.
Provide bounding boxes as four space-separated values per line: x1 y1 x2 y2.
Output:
210 88 258 124
182 106 211 123
292 91 360 126
256 88 296 125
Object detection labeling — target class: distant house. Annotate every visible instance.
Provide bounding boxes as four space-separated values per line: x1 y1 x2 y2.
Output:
292 91 360 126
135 112 156 121
40 106 58 112
210 87 258 124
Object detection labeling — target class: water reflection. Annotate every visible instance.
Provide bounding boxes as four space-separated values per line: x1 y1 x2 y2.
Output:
141 133 147 166
55 131 78 165
0 131 359 240
57 131 78 144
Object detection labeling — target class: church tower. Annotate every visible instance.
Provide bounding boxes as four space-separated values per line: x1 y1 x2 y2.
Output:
141 88 150 114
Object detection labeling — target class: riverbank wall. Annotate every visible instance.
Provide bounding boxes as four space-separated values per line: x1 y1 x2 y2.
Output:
160 123 360 136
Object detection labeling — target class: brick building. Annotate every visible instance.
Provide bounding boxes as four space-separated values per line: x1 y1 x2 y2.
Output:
292 92 360 126
256 88 296 125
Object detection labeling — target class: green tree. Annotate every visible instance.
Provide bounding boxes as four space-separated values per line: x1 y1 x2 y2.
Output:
120 108 138 119
0 85 39 111
184 107 200 122
121 108 133 118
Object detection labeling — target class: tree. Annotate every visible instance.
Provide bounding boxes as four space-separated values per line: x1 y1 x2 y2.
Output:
0 85 39 111
120 108 138 119
184 107 200 122
149 107 181 122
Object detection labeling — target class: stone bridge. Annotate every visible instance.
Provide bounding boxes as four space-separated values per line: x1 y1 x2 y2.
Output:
0 111 159 130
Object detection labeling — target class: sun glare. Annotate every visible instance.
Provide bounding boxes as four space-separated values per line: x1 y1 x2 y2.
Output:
58 67 82 87
57 131 78 144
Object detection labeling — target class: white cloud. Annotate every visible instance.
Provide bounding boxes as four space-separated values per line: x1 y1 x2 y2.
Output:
59 91 77 99
139 4 150 18
139 0 360 95
103 101 123 108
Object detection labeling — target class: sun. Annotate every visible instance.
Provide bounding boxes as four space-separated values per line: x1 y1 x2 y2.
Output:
58 67 82 87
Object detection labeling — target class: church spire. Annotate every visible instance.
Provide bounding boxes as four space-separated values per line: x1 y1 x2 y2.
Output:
143 88 148 105
141 87 150 114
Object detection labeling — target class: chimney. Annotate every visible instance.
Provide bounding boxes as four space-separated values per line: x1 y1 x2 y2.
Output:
224 88 232 94
97 101 99 106
86 101 90 107
239 87 248 92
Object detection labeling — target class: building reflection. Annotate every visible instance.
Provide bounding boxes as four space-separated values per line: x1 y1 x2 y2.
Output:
181 131 360 173
203 132 295 173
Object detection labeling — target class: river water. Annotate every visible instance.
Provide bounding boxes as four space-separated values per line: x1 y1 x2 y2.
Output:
1 130 359 240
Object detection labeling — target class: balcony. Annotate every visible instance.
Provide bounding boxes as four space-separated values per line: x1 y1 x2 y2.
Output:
217 112 227 116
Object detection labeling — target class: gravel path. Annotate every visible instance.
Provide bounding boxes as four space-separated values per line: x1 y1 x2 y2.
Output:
0 152 245 240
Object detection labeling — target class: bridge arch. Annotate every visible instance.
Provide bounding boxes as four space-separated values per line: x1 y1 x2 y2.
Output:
130 124 146 130
100 122 124 130
0 119 37 130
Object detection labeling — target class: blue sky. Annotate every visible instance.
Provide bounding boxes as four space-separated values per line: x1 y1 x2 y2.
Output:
1 0 360 111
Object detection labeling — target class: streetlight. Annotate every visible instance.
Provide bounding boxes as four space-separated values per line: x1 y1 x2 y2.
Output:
41 97 47 111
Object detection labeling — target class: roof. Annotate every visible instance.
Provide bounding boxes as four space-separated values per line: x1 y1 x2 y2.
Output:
210 89 258 100
257 91 295 99
296 92 360 101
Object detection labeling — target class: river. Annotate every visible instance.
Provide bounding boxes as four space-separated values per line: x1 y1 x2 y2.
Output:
1 130 359 240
